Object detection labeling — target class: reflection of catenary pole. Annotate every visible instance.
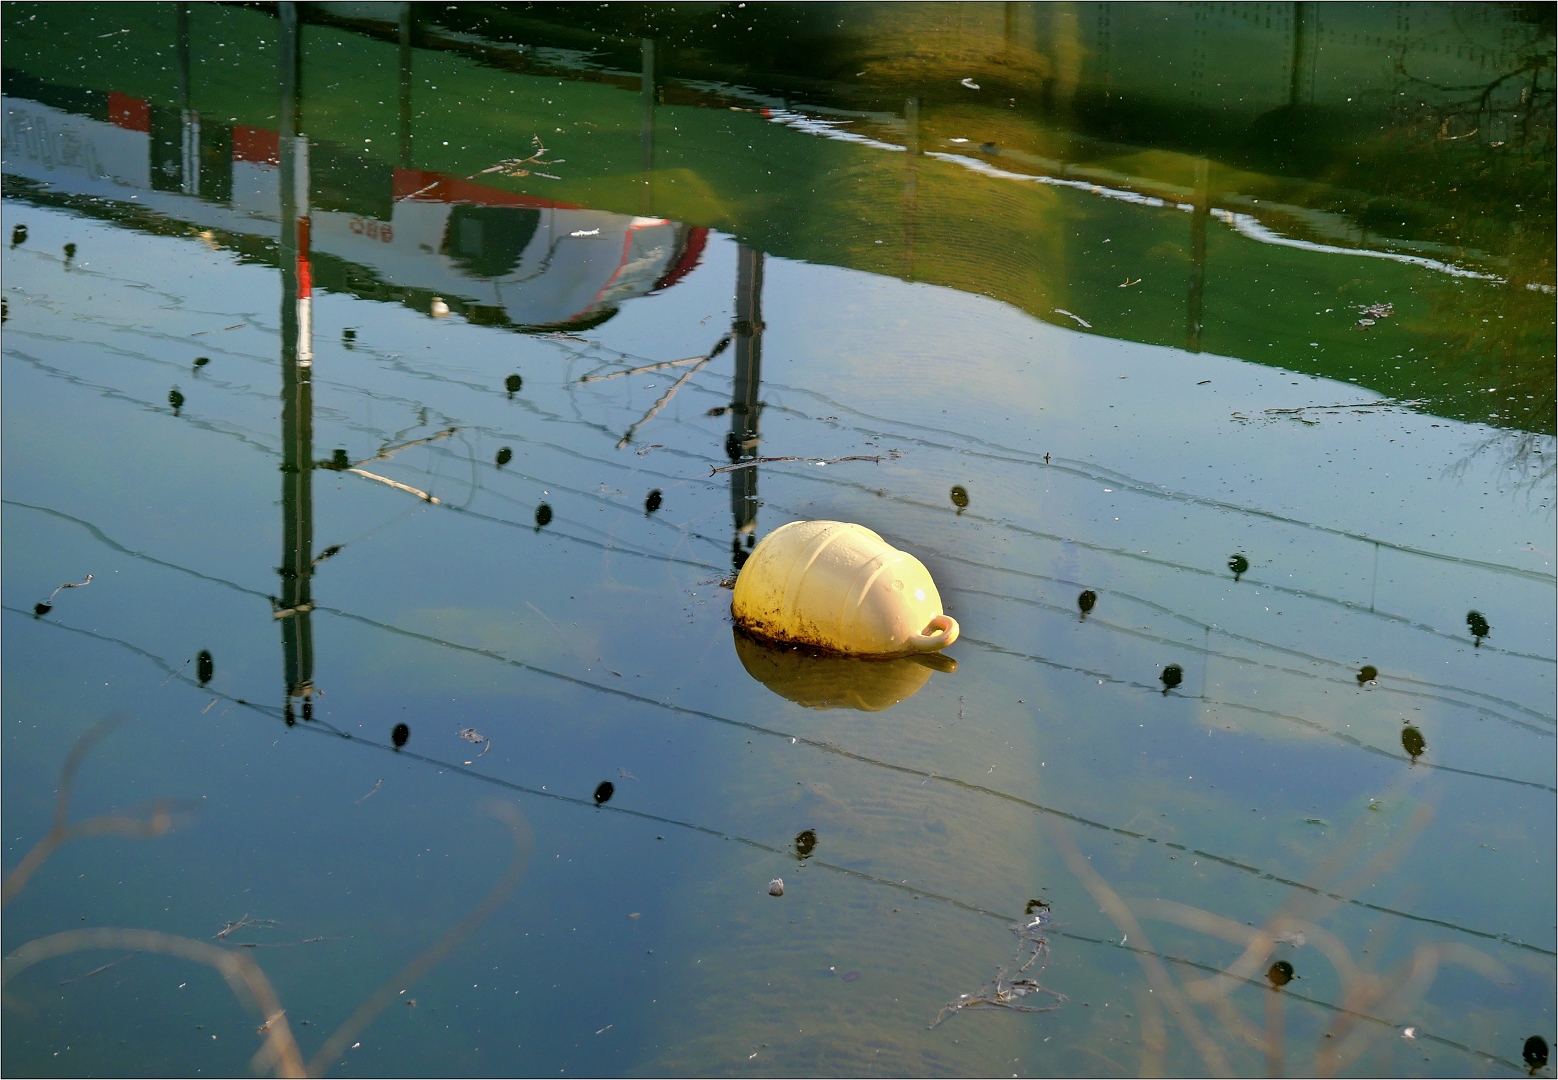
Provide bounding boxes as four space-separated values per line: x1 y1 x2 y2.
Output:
278 2 316 723
728 246 764 570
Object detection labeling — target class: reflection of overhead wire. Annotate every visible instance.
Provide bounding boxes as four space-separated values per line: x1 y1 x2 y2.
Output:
454 431 479 511
746 446 1557 664
948 584 1554 734
11 340 1544 730
957 634 1554 792
3 537 1551 960
372 455 1553 749
759 379 1555 585
15 294 1550 706
5 608 1528 1073
10 338 1548 730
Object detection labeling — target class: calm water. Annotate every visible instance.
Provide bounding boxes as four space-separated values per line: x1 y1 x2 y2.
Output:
2 4 1554 1077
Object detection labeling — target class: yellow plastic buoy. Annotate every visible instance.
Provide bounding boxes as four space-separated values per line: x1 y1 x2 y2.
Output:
732 520 959 657
733 630 953 711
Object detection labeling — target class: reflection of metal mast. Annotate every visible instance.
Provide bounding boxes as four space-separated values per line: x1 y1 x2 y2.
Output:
728 245 764 570
175 2 200 197
278 2 315 723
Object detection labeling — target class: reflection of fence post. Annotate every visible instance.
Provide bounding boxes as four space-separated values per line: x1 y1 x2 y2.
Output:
903 96 919 280
729 246 765 570
1186 157 1209 353
278 2 315 720
398 3 414 167
640 38 655 215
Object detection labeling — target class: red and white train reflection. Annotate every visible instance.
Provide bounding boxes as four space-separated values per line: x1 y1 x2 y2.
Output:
3 85 707 331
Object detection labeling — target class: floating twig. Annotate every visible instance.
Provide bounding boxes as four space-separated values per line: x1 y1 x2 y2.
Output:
271 602 315 620
60 950 140 984
1232 399 1428 426
472 136 560 180
216 915 281 941
458 728 492 758
161 657 191 686
347 469 440 504
239 936 335 949
932 909 1066 1027
710 453 893 475
37 573 93 613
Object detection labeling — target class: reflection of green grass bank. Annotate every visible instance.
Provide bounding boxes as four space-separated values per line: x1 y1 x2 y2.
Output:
3 1 1549 433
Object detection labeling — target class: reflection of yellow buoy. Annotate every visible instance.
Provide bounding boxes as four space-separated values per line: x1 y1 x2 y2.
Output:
732 520 959 657
733 629 953 711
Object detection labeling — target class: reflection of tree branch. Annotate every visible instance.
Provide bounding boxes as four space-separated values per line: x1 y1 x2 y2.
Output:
2 717 197 906
307 801 532 1078
1133 983 1167 1077
2 927 306 1078
1447 430 1557 511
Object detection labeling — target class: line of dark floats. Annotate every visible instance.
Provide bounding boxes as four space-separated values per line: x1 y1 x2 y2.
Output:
4 609 1538 1074
8 599 1553 969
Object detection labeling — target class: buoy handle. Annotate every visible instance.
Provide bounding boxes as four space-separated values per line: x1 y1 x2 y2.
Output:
907 614 959 652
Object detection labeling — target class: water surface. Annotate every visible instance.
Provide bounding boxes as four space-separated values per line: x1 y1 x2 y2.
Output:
2 4 1554 1077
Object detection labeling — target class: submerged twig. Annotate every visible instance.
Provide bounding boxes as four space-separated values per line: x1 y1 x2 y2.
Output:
2 927 307 1078
2 717 197 906
306 801 532 1077
1047 819 1233 1077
